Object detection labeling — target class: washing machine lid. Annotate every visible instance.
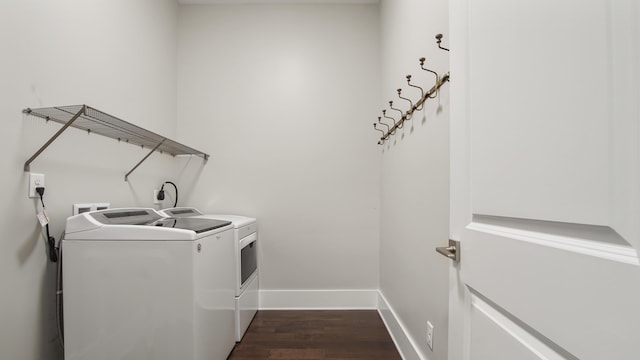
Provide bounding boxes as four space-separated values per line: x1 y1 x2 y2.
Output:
159 207 203 218
90 208 163 225
65 208 232 240
160 207 256 228
150 217 231 233
201 214 256 228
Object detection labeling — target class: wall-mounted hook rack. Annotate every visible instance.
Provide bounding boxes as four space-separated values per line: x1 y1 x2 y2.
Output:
373 34 450 144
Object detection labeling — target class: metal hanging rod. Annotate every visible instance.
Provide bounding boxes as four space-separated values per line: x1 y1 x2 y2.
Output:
374 33 450 145
23 104 209 180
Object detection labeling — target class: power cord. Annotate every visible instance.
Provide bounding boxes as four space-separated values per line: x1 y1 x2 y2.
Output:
157 181 178 207
55 231 65 349
36 187 58 262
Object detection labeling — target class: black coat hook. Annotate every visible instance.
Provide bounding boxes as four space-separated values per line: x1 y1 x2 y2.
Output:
406 75 425 110
435 34 449 51
419 58 439 99
382 109 397 130
377 116 390 133
373 123 385 144
389 101 405 124
397 88 414 114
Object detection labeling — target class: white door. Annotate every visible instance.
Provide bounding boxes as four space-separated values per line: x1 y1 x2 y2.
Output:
447 1 640 359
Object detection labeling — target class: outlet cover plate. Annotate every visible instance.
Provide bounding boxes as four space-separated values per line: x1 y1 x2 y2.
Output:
427 321 434 351
28 173 45 198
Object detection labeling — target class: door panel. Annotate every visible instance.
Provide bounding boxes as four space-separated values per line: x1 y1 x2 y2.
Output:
449 0 640 359
610 0 640 249
465 219 639 359
469 293 572 360
468 0 610 225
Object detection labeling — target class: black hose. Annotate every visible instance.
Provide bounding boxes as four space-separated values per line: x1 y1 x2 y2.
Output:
56 242 64 349
37 190 57 262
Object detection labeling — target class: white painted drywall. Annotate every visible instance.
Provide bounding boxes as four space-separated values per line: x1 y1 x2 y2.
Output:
175 4 381 292
0 1 179 359
379 0 450 359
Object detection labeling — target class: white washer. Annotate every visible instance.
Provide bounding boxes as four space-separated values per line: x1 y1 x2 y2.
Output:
62 208 236 360
160 207 258 342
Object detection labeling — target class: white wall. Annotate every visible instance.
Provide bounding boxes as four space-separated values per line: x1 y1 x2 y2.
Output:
0 1 179 359
379 0 450 359
176 4 381 295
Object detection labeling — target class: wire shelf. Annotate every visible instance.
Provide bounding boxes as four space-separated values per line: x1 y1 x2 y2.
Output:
23 105 209 180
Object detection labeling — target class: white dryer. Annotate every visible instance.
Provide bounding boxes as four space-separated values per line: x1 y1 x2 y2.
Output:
160 207 258 342
62 208 235 360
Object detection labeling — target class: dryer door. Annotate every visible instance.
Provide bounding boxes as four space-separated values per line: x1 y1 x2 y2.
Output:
239 233 258 289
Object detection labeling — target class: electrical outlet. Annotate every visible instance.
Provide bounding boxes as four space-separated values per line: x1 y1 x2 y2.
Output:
153 190 161 204
28 173 45 198
427 321 434 351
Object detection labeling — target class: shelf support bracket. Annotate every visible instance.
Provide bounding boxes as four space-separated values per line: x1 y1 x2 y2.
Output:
24 105 87 172
124 139 166 181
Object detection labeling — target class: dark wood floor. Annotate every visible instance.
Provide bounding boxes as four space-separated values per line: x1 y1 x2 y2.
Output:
227 310 402 360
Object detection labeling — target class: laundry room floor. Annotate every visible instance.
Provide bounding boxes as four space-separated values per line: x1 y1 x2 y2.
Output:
227 310 401 359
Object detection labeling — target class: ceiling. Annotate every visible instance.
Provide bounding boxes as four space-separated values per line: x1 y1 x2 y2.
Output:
177 0 379 4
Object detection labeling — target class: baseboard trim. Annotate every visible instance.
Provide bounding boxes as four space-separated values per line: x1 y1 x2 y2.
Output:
377 291 425 360
259 289 379 310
